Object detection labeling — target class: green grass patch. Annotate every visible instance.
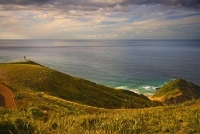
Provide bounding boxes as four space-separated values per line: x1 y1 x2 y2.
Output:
0 62 159 109
152 79 200 104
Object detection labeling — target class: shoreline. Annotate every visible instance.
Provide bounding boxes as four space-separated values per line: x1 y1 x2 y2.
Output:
0 60 158 109
1 60 163 96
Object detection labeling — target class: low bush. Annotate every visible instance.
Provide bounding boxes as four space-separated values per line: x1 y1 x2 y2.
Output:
28 107 45 118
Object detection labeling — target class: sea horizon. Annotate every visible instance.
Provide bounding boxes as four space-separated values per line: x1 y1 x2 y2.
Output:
0 39 200 95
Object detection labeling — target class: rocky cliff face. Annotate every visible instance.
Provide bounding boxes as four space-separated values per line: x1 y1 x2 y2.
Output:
152 79 200 104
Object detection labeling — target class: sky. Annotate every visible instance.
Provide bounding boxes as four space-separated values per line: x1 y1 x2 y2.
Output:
0 0 200 39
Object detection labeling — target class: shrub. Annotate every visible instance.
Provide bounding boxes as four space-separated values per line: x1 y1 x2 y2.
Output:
14 94 24 100
51 122 58 130
28 107 45 118
14 118 36 134
0 121 15 134
0 107 9 115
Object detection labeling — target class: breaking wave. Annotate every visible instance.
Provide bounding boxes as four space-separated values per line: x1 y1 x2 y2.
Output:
115 86 140 94
114 84 163 95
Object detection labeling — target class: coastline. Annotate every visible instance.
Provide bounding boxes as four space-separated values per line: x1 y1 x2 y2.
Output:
0 60 158 109
1 39 200 95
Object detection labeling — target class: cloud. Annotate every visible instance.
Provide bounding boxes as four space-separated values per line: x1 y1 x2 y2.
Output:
0 0 199 9
0 0 200 39
124 0 200 7
0 0 53 5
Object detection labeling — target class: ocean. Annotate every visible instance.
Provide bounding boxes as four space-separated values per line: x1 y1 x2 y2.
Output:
0 39 200 95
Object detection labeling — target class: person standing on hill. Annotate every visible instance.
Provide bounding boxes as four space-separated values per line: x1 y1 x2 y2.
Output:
24 56 26 61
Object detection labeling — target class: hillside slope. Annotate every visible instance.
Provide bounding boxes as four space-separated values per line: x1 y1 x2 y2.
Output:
0 62 199 133
0 61 159 108
0 92 199 133
152 78 200 104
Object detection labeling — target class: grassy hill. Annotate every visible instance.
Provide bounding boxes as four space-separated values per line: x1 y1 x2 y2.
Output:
152 78 200 104
0 61 199 133
0 90 199 133
0 61 159 109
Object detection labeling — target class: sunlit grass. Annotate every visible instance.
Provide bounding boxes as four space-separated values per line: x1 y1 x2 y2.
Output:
0 62 199 133
0 62 159 109
0 99 199 133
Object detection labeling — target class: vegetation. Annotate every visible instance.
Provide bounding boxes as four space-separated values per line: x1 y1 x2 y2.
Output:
0 95 199 133
0 61 199 133
152 78 200 104
0 61 159 109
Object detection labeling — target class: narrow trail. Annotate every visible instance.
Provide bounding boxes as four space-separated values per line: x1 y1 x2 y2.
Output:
0 84 16 109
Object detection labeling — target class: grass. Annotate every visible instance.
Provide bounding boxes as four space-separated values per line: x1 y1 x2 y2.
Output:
152 78 200 103
0 61 159 109
8 60 44 66
0 95 199 133
0 61 199 133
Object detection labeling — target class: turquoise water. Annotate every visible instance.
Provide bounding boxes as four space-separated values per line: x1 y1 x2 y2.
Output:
0 39 200 95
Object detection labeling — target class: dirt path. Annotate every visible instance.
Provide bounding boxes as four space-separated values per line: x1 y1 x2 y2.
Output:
0 84 16 109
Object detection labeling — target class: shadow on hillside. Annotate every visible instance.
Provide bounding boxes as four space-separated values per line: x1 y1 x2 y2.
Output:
0 94 5 107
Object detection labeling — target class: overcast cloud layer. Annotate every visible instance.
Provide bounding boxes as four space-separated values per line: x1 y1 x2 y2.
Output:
0 0 200 39
0 0 200 7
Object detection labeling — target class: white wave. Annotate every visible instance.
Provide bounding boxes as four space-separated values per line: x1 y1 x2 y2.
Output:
142 85 158 91
115 86 140 94
115 86 129 90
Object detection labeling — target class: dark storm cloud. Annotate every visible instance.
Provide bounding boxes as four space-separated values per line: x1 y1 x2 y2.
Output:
0 0 53 5
0 0 199 8
121 0 200 8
